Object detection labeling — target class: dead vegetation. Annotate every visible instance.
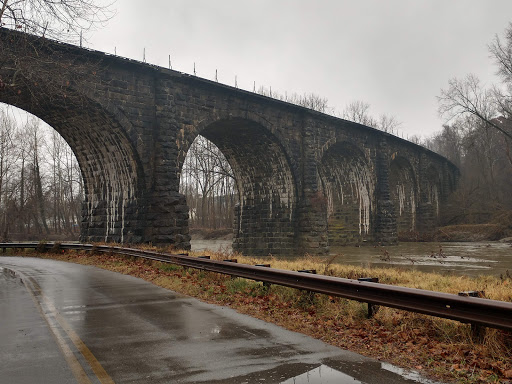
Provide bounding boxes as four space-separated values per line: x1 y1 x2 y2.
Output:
5 246 512 383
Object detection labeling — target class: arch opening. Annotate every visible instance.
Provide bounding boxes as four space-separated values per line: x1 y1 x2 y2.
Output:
0 105 84 239
179 118 298 256
389 156 417 235
0 93 145 243
318 142 375 245
179 135 238 233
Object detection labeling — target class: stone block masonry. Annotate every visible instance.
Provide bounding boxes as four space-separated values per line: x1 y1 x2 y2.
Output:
0 29 459 255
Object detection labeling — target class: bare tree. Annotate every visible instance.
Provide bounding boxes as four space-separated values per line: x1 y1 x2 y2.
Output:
0 105 83 239
341 100 401 132
255 87 403 133
376 114 402 133
0 0 115 42
180 136 237 230
23 117 49 234
341 100 376 126
288 92 330 113
0 0 114 114
489 24 512 100
0 107 17 238
256 87 331 113
439 23 512 168
423 123 464 167
424 116 512 223
438 75 510 139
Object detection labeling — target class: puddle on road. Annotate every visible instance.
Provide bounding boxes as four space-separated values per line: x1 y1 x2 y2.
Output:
1 266 22 284
278 363 440 384
381 363 440 384
280 364 362 384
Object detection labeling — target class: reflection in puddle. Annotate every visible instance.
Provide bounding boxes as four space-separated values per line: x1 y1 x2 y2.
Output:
381 363 439 384
280 365 362 384
2 267 21 282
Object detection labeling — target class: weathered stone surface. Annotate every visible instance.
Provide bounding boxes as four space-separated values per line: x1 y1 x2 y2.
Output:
0 29 459 255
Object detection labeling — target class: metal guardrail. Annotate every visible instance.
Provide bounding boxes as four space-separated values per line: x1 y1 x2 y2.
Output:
2 242 512 332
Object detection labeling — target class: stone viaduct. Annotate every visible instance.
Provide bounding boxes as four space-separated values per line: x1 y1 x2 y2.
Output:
0 29 458 255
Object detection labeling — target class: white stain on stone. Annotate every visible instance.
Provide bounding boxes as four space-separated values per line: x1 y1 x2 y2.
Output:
396 182 416 230
84 143 136 243
428 185 440 217
322 157 375 235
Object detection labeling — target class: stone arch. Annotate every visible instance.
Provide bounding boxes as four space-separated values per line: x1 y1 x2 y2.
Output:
180 117 298 256
389 156 417 234
176 109 296 180
318 142 375 245
0 90 146 244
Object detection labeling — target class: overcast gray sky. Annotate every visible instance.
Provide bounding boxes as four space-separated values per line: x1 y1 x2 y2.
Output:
85 0 512 138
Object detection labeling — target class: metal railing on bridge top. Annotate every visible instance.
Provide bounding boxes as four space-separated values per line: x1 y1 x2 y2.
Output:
1 242 511 335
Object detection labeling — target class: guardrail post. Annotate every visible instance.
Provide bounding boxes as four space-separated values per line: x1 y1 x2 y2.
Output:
173 253 188 270
51 242 61 254
298 269 317 303
197 256 210 272
458 290 486 342
223 259 238 279
36 241 47 253
358 278 379 318
297 269 316 274
255 264 271 289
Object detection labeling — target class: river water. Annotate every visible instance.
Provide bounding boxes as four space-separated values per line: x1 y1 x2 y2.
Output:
191 240 512 278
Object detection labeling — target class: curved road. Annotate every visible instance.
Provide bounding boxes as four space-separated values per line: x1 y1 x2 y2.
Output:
0 257 441 384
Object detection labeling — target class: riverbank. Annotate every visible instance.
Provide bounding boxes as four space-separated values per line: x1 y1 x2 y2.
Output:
400 225 512 243
6 246 512 383
189 219 512 244
191 239 512 278
400 212 512 243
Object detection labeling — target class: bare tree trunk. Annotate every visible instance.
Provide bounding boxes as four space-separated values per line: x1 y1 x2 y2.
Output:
19 156 25 234
32 131 49 235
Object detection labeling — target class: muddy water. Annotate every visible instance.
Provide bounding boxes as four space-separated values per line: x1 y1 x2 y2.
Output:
191 240 512 278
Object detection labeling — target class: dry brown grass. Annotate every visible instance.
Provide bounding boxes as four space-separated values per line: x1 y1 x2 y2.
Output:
5 246 512 383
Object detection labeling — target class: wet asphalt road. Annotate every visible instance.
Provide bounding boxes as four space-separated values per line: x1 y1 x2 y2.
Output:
0 257 443 384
